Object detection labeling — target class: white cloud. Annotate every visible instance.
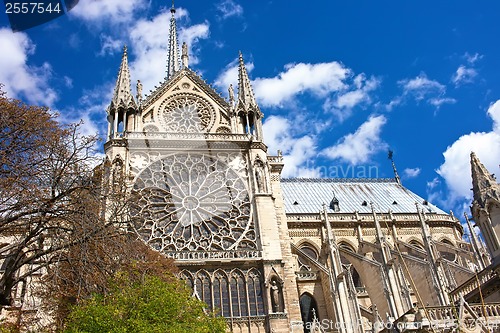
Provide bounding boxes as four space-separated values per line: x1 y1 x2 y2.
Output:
451 53 482 87
324 74 380 122
262 115 318 177
399 73 445 101
403 167 421 179
336 76 379 108
429 97 457 107
58 82 114 139
63 76 73 88
214 57 254 98
70 0 146 25
435 100 500 204
251 62 349 107
216 0 243 19
452 65 477 86
464 52 482 65
398 73 456 108
489 100 500 131
99 34 123 56
215 59 378 122
128 9 210 94
178 22 210 65
0 28 57 106
384 97 403 111
322 115 387 165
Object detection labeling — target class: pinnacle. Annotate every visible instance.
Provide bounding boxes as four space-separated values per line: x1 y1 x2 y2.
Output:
110 46 137 110
470 152 500 207
236 52 259 114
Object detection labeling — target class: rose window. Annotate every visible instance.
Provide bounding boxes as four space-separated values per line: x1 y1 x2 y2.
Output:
157 94 214 133
131 153 257 253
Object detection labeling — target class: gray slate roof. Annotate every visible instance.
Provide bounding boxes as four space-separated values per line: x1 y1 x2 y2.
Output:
280 178 446 215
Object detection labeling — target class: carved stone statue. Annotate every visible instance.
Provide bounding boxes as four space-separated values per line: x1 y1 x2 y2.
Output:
228 84 235 105
181 42 189 68
136 80 143 102
270 280 281 312
255 161 267 193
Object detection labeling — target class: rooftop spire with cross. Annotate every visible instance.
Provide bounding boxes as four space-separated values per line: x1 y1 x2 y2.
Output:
166 0 181 80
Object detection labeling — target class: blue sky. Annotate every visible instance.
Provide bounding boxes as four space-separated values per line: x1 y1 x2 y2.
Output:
1 0 500 223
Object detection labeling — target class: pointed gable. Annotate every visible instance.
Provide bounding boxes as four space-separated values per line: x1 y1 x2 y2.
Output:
139 69 232 134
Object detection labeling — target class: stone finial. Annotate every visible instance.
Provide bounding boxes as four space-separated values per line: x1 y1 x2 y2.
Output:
136 80 143 103
181 42 189 68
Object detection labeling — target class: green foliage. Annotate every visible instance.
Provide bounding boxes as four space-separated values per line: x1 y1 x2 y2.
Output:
0 323 19 333
64 275 226 333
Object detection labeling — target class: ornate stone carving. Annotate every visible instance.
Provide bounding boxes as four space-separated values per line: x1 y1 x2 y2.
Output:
157 94 215 133
131 153 257 253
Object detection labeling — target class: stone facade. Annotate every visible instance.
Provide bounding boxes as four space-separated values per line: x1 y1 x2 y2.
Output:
100 5 488 333
3 4 499 333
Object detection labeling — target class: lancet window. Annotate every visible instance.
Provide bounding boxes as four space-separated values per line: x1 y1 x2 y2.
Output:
179 268 265 318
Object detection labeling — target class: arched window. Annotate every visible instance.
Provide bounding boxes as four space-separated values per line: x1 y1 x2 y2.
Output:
298 243 319 271
230 270 248 317
181 268 264 318
339 242 355 265
247 268 264 316
300 293 319 333
408 240 427 259
338 244 366 293
440 239 457 262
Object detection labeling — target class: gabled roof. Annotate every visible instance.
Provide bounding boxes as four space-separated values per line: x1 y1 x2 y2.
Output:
280 178 445 214
141 68 230 111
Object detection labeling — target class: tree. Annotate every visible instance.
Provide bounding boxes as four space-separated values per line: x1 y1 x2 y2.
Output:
63 274 227 333
41 230 178 330
0 87 108 307
0 87 140 314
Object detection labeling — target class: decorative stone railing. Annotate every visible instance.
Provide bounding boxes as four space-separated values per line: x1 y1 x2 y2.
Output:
450 268 498 302
356 287 368 295
286 213 457 224
295 271 318 281
165 250 262 261
267 155 283 163
390 304 500 332
126 132 251 141
230 315 267 323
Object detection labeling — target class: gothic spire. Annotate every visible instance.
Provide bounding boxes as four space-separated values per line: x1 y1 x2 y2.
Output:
470 152 500 207
166 0 181 80
388 150 401 185
236 52 259 113
111 46 136 109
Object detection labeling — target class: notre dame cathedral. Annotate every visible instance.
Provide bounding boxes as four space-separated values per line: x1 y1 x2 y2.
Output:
45 2 498 333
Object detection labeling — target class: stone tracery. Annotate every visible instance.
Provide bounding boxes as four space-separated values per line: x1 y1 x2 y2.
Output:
157 94 215 133
179 268 265 318
131 153 257 254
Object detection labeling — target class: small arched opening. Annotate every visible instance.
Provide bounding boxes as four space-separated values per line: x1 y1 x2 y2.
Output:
300 293 319 333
